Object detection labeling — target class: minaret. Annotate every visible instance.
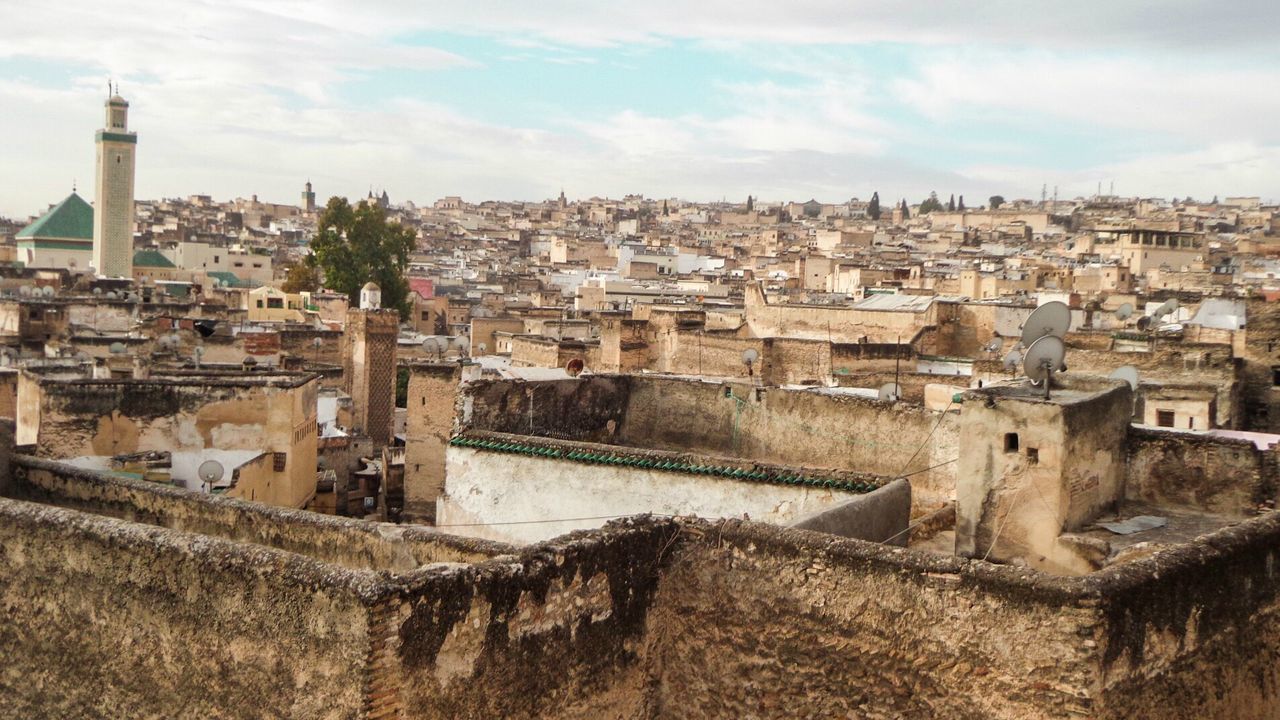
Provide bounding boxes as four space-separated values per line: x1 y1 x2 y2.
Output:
92 87 137 278
342 282 398 447
301 180 315 213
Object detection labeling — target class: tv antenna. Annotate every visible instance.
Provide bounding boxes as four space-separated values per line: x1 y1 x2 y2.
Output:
1024 335 1067 399
197 459 225 492
1019 301 1071 348
1109 365 1139 391
877 382 901 403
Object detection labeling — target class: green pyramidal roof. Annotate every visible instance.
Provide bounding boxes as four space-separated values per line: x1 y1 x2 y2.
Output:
132 249 175 268
17 193 94 241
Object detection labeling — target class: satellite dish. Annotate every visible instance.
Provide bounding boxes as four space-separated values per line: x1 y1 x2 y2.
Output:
1115 303 1134 321
1020 301 1071 347
109 342 126 354
197 459 225 487
105 291 118 300
1154 299 1179 318
1136 316 1152 331
41 286 55 297
1109 365 1139 390
1003 349 1023 372
878 383 901 402
566 357 585 377
1023 335 1067 396
478 343 488 353
17 286 31 297
93 287 103 296
984 337 1003 353
312 337 322 348
742 349 759 365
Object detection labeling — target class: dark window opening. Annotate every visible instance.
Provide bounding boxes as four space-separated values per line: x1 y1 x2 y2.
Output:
1026 447 1039 465
273 452 287 471
1156 410 1175 428
1272 365 1280 386
1004 433 1019 452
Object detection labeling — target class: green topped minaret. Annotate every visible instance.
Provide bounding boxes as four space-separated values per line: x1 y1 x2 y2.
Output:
92 86 137 278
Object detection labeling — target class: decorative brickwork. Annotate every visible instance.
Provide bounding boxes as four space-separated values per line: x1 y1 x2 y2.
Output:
344 309 399 446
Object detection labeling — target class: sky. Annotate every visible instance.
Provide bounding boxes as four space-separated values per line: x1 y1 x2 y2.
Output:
2 0 1279 218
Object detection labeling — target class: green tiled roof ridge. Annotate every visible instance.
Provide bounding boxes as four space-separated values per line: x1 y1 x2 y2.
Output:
17 193 94 240
449 431 883 494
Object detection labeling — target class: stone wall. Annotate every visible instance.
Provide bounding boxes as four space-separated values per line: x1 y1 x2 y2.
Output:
0 497 373 720
1125 427 1273 515
463 376 631 443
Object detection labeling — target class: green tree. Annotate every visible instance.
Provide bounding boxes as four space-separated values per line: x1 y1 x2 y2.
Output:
281 262 319 293
948 194 956 212
900 199 910 220
958 195 966 211
867 192 881 220
746 195 754 212
919 191 944 214
989 195 1006 210
310 196 417 318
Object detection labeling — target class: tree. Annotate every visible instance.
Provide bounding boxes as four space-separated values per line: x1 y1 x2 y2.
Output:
662 199 669 216
746 195 754 212
948 194 956 212
309 196 417 318
989 195 1005 210
958 195 966 211
919 191 944 214
900 199 910 220
1211 195 1219 205
281 262 319 293
867 192 881 220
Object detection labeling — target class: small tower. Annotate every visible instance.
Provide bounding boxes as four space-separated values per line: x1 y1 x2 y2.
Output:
301 180 315 213
93 86 137 278
343 281 397 447
360 281 382 310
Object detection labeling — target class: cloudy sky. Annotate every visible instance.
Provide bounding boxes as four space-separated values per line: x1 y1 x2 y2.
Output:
3 0 1278 218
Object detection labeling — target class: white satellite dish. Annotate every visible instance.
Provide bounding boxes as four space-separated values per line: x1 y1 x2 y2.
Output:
1003 349 1023 372
1024 335 1067 398
41 286 54 298
742 349 759 365
105 291 118 300
984 337 1003 353
17 286 31 297
1115 303 1134 321
93 287 103 296
1109 365 1139 390
878 382 901 402
197 459 225 487
1153 298 1179 318
109 342 126 354
1020 301 1071 347
478 343 488 353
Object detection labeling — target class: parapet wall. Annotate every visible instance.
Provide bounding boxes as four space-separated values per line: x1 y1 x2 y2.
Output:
4 451 1280 718
1125 427 1275 515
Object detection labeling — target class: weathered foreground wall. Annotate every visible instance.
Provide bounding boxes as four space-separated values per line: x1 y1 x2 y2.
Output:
0 497 372 720
5 457 1280 719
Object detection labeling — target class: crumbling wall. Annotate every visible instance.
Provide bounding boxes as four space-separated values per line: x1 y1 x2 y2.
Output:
619 376 959 510
10 457 506 571
0 497 372 720
463 376 630 443
644 519 1102 719
1125 427 1270 515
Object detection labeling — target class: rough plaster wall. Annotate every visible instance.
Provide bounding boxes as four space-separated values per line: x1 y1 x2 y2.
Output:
441 446 859 545
1067 344 1236 425
0 498 371 720
790 478 911 545
12 460 506 572
464 377 630 442
619 378 959 510
1125 428 1267 516
644 521 1102 719
404 364 461 521
389 519 679 719
1093 512 1280 719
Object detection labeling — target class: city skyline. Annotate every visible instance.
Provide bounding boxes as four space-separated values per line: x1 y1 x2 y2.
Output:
4 0 1280 217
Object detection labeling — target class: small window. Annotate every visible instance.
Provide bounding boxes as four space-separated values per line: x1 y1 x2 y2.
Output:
256 300 264 308
273 452 287 471
723 386 733 398
1156 410 1175 428
1271 366 1280 386
1004 433 1019 452
1026 448 1039 465
267 298 283 309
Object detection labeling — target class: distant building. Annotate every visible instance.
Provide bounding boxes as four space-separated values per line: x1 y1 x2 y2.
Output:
16 192 94 271
301 180 315 213
92 90 137 278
